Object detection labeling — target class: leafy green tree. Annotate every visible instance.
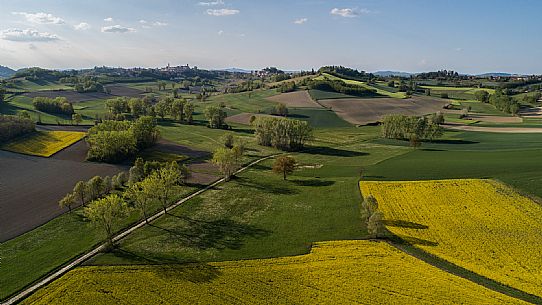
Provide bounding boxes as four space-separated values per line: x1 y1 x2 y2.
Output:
149 163 182 214
125 181 153 223
367 210 385 238
59 192 77 213
72 113 82 125
73 181 87 206
84 194 129 245
275 103 288 117
222 134 234 148
212 147 242 181
184 102 194 124
474 90 490 103
204 105 227 128
87 176 104 201
154 100 170 119
272 156 296 180
18 111 31 120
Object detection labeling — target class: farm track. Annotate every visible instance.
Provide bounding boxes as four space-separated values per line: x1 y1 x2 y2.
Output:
2 154 279 305
388 240 542 305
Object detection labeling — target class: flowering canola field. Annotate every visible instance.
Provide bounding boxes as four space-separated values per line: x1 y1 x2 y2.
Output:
360 179 542 298
22 240 524 305
1 131 85 157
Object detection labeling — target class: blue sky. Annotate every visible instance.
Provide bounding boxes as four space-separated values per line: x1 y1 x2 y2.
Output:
0 0 540 74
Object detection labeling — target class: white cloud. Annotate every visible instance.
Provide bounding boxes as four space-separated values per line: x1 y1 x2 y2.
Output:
206 8 239 16
198 0 224 6
12 12 65 24
294 18 308 25
101 25 136 33
104 17 114 22
0 28 60 42
139 20 167 28
455 47 463 52
330 8 369 18
74 22 91 31
218 30 224 35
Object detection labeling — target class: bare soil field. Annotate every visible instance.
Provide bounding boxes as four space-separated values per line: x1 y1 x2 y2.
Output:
148 140 221 186
105 85 145 97
0 149 124 242
467 115 523 123
22 85 144 103
319 96 449 125
225 113 277 125
266 90 323 108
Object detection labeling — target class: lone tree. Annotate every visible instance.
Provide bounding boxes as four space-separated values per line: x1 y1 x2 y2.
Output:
367 210 385 238
72 113 82 125
84 194 129 246
212 146 243 181
204 105 227 128
59 192 77 213
272 155 296 180
275 103 288 117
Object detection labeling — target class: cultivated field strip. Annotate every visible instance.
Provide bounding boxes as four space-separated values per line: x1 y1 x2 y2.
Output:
360 179 542 299
2 154 279 305
20 241 526 305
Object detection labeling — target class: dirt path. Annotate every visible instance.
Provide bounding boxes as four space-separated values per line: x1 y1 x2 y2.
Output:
444 124 542 133
388 240 542 304
2 154 279 305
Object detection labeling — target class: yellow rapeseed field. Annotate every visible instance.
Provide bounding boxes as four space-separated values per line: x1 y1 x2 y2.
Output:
22 240 525 305
360 179 542 298
1 131 85 157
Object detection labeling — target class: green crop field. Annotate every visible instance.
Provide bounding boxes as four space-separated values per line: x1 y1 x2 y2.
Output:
321 73 407 99
420 85 495 100
366 130 542 199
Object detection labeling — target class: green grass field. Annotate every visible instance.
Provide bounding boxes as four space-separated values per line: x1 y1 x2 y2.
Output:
5 78 73 92
421 85 495 100
87 127 407 265
321 73 407 99
206 89 279 113
366 130 542 199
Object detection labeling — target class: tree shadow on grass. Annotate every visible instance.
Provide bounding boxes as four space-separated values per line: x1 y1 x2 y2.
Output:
391 234 439 247
290 179 335 187
383 219 429 229
302 146 368 157
234 176 298 195
430 139 479 145
151 217 270 251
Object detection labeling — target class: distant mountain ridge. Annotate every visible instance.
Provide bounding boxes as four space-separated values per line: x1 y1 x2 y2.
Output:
373 71 414 77
220 68 252 73
373 70 522 77
0 65 16 78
